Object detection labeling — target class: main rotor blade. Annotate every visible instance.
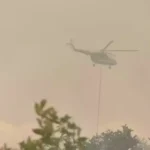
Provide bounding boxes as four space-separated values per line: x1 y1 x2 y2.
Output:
103 40 114 50
106 50 139 52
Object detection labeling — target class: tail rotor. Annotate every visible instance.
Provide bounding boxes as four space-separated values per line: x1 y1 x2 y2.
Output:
66 39 76 50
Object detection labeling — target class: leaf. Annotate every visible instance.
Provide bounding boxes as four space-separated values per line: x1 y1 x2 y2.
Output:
78 137 88 142
49 147 58 150
41 107 54 117
64 141 76 150
40 99 47 109
41 135 51 144
48 137 60 146
34 103 42 115
44 120 53 135
67 122 77 129
36 118 43 127
60 114 71 123
61 127 69 135
32 128 44 135
77 127 81 136
19 137 38 150
68 131 76 137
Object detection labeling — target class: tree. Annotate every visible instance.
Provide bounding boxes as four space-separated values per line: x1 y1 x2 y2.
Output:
1 99 149 150
134 138 150 150
0 99 88 150
86 124 140 150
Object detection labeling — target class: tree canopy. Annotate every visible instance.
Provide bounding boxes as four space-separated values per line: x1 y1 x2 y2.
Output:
1 99 150 150
85 125 141 150
1 99 88 150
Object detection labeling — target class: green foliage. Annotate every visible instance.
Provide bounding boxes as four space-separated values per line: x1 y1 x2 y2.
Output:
1 99 87 150
19 137 43 150
32 99 87 150
1 99 150 150
85 124 140 150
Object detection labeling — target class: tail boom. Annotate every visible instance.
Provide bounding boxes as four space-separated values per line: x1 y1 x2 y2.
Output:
67 41 91 55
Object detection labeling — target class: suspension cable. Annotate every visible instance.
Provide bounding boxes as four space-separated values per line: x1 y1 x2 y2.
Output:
96 66 102 135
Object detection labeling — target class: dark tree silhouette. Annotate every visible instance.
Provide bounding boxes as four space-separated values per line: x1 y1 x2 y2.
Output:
1 100 149 150
85 124 140 150
0 99 88 150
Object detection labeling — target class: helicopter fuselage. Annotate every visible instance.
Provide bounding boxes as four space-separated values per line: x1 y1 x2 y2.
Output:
67 39 138 69
90 52 117 66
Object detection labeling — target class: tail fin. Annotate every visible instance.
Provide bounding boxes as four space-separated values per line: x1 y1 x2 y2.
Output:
66 39 76 51
66 39 91 55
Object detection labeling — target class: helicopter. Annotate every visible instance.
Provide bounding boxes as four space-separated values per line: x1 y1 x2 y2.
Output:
67 39 138 69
